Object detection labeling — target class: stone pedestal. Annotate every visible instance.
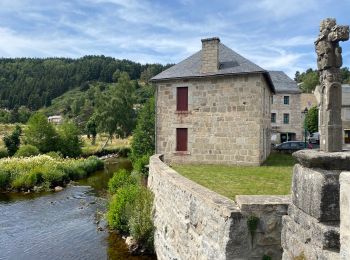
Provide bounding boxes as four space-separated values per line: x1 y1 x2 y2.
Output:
282 150 350 260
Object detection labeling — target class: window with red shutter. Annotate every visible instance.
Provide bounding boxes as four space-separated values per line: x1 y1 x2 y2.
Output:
177 87 188 111
176 128 188 151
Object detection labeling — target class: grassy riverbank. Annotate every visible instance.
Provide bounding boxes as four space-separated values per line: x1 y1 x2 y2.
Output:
173 153 295 200
0 155 104 192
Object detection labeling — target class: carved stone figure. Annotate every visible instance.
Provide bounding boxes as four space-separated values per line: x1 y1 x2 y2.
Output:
314 18 349 152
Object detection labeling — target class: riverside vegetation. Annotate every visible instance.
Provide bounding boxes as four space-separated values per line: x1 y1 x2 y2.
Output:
0 155 104 192
106 97 156 254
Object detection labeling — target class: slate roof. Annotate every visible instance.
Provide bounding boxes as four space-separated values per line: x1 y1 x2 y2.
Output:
151 42 275 92
268 71 301 94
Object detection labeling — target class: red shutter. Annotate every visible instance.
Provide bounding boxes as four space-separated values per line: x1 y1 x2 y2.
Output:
177 87 188 111
176 128 188 151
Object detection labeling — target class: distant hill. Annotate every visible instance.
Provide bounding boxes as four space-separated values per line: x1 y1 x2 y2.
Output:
0 56 171 110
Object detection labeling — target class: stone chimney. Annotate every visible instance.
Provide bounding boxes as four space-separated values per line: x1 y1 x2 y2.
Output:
200 37 220 74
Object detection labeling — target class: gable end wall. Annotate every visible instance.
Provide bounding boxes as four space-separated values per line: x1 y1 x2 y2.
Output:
155 74 272 165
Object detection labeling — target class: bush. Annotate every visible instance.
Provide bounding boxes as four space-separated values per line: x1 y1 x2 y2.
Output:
0 155 104 191
130 97 155 163
107 184 139 233
14 145 40 157
0 169 11 189
128 187 154 251
11 171 39 190
45 151 63 159
0 147 9 159
108 169 137 194
133 155 150 176
3 125 21 156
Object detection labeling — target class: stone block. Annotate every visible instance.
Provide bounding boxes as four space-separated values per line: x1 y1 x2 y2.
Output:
340 171 350 260
293 150 350 170
292 164 340 222
282 215 340 260
287 204 340 250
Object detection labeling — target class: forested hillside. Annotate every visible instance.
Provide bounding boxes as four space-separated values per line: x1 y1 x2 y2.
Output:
0 56 171 110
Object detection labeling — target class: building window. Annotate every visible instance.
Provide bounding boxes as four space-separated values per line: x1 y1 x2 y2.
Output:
177 87 188 111
284 96 289 105
271 96 274 104
283 113 289 124
176 128 188 151
271 113 276 123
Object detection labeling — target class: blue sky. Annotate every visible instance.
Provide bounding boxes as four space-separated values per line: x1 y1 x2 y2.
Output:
0 0 349 77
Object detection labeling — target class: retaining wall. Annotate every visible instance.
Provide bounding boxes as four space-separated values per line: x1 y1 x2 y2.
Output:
148 154 290 260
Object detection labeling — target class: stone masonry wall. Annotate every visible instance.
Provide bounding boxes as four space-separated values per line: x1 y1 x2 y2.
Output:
271 93 302 144
155 73 272 166
281 150 347 260
201 38 219 74
340 171 350 259
149 154 290 260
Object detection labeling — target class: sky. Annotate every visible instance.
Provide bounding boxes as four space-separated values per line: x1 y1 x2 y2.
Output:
0 0 349 78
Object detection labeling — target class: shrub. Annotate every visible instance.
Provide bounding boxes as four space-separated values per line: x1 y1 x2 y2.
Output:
0 147 9 159
45 151 63 159
108 169 137 194
3 125 21 156
0 169 11 189
130 97 155 163
42 168 67 187
14 145 40 157
0 155 104 191
128 187 154 251
133 155 150 176
107 184 139 233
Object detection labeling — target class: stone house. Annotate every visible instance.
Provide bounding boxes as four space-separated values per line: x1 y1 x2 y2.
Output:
342 84 350 144
151 37 275 166
269 71 302 144
48 115 62 124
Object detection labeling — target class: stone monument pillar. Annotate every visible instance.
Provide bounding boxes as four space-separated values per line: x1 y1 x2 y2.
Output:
314 18 349 152
281 18 350 260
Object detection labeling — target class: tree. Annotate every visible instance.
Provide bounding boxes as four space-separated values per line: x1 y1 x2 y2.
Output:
95 72 136 141
18 106 32 123
57 121 82 157
298 69 319 93
3 125 22 156
25 112 59 153
130 97 155 162
86 115 97 145
305 106 319 134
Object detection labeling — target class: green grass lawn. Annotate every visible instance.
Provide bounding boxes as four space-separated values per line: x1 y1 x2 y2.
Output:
172 153 296 201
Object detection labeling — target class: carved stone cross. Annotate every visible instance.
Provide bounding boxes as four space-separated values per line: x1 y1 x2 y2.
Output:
314 18 349 152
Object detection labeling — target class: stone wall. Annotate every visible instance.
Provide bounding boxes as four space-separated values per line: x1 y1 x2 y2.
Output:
149 154 290 260
271 93 302 144
155 73 272 166
281 150 349 260
340 171 350 259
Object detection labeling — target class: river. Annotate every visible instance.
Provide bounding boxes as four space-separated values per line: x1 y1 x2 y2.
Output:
0 158 156 260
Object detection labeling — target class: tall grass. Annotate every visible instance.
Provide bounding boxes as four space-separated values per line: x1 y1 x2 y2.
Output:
0 155 104 191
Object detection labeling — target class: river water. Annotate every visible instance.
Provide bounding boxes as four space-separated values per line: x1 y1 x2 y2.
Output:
0 158 156 260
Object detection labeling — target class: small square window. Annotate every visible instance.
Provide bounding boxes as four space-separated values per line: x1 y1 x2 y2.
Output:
283 113 289 124
284 96 289 105
271 113 276 123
